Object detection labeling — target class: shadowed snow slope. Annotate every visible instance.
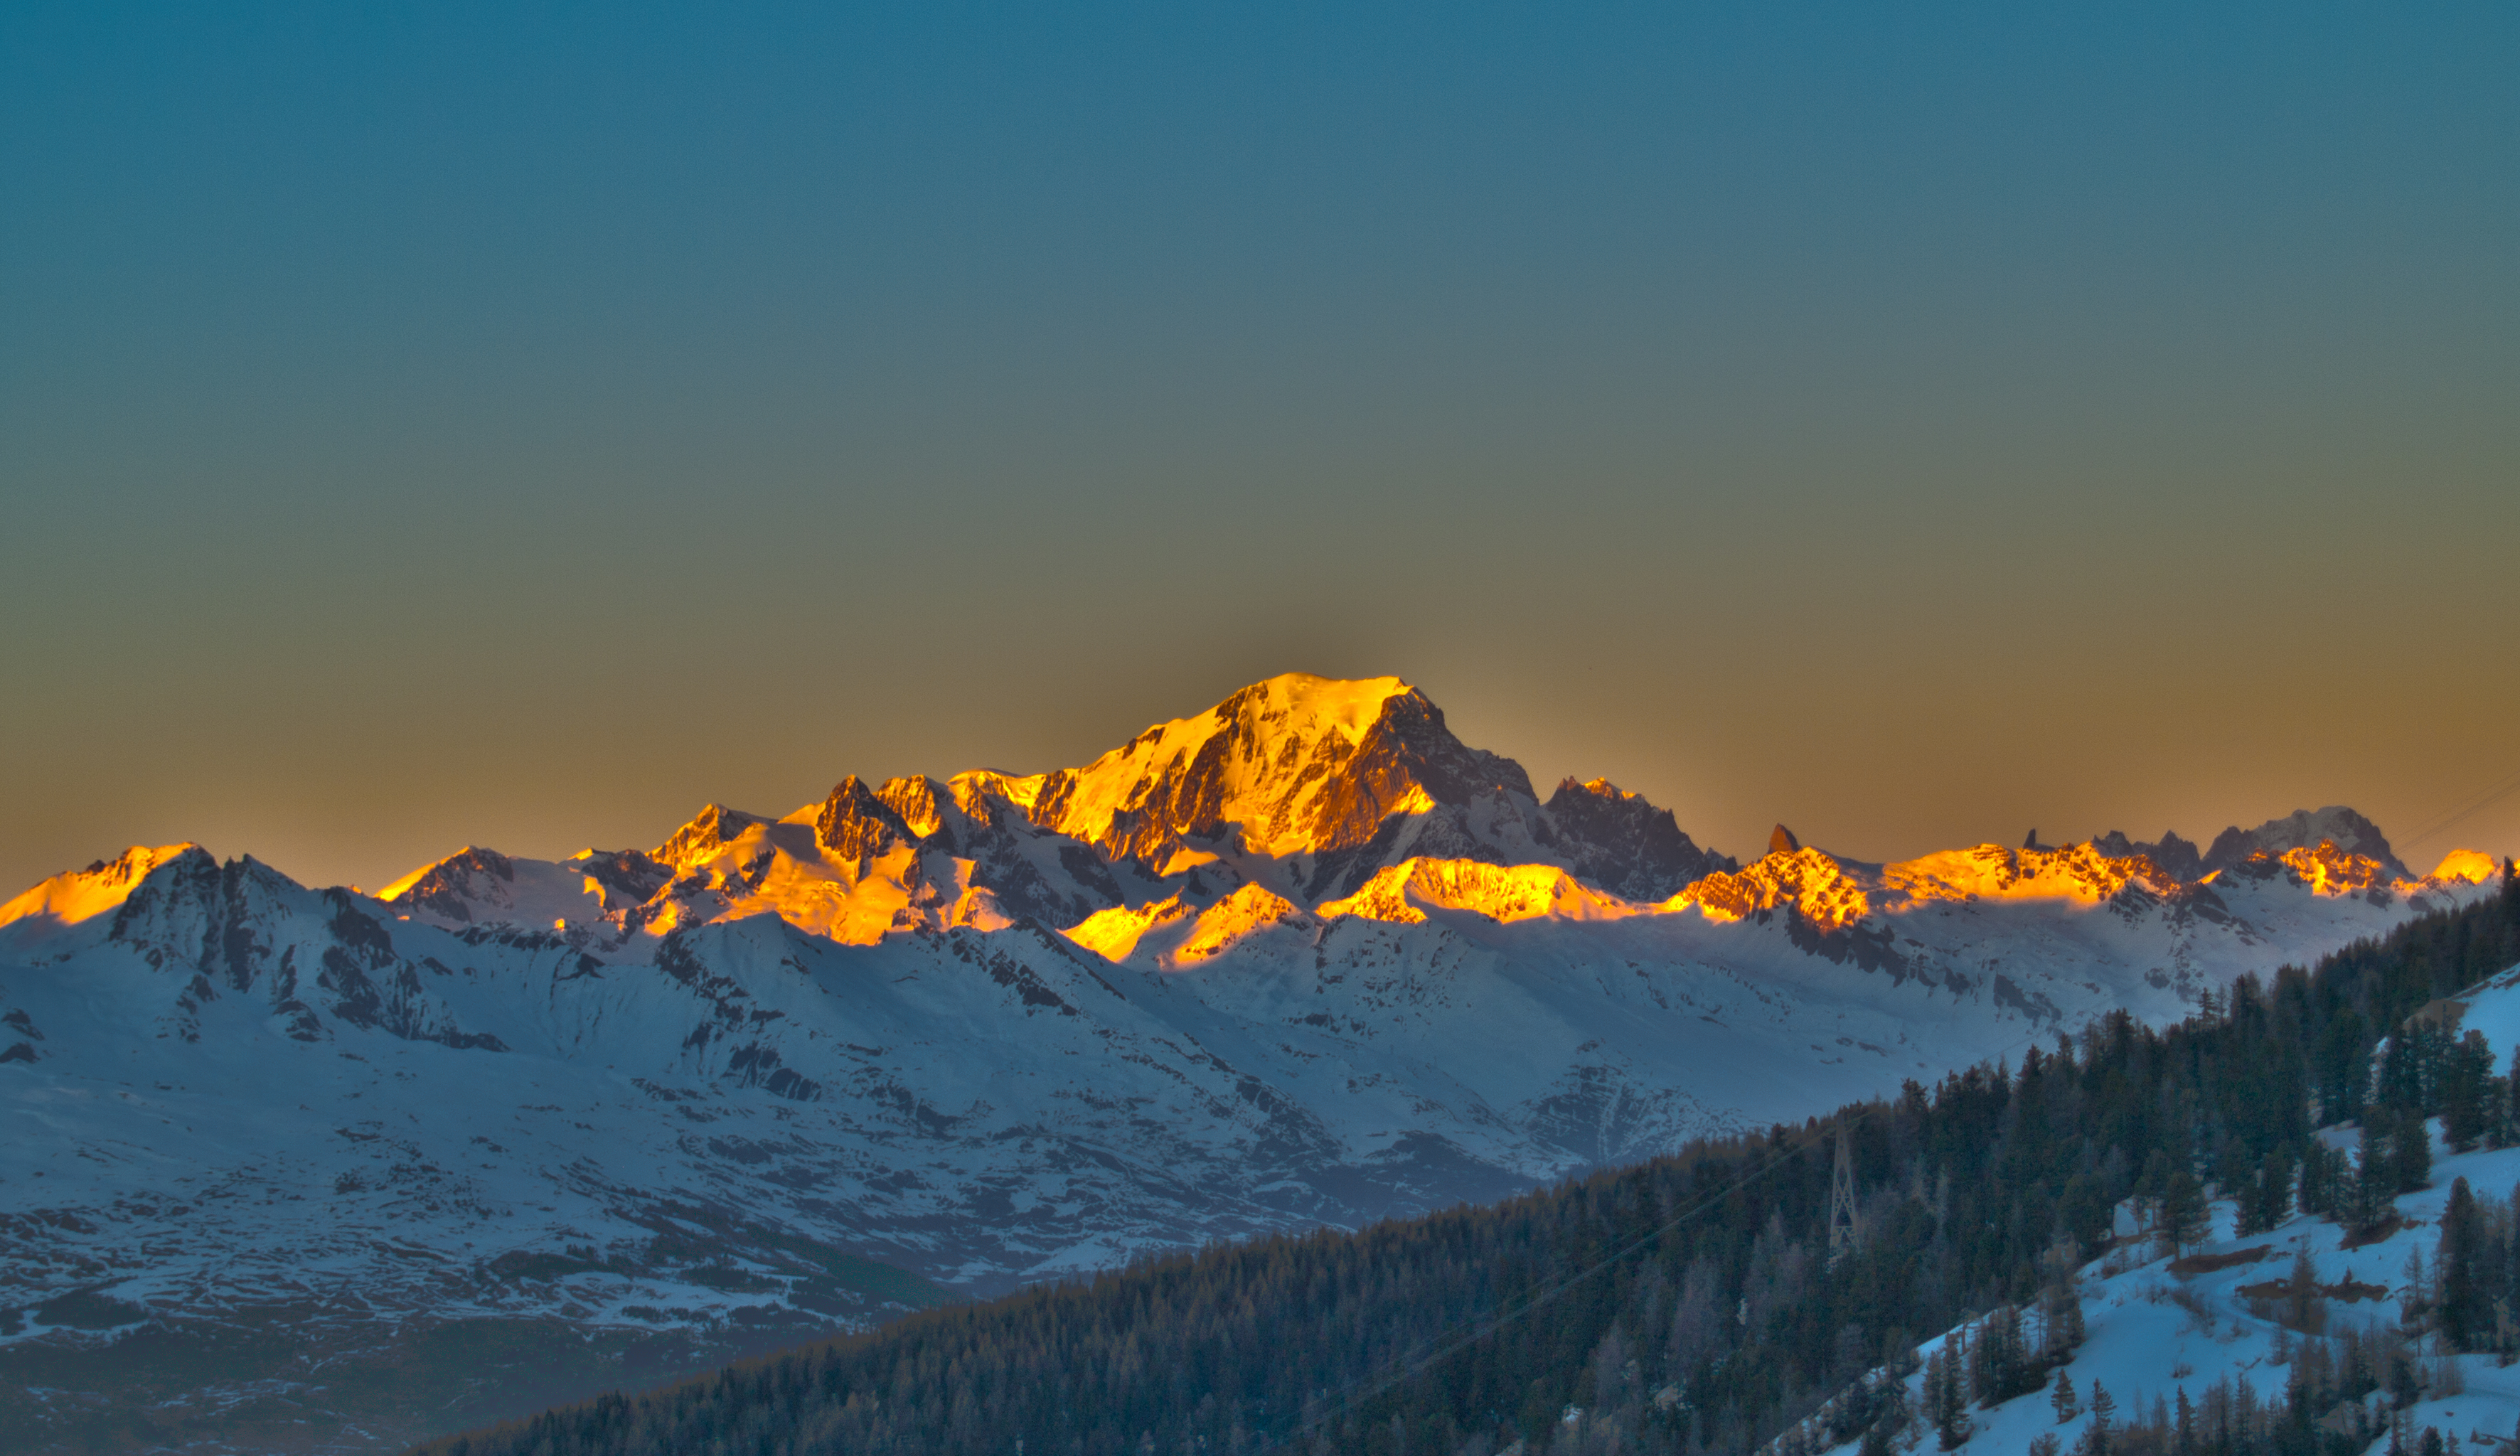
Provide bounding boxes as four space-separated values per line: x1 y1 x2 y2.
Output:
0 674 2507 1453
1821 958 2520 1456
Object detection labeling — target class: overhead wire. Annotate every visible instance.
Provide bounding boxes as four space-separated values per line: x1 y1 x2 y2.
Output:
1256 975 2132 1450
2393 766 2520 856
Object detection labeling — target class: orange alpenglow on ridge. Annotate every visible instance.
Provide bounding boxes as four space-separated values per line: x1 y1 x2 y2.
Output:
1676 846 1870 931
0 843 202 936
1881 843 2179 906
1320 859 1635 926
2432 849 2502 884
84 673 2492 961
1015 673 1482 861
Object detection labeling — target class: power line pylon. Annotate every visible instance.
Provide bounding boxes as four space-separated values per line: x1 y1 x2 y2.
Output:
1827 1126 1858 1267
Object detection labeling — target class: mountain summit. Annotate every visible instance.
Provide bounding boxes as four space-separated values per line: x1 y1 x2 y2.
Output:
1 672 2508 1454
1014 674 1524 865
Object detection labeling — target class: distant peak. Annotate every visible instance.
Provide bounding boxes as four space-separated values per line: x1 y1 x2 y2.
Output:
817 776 915 862
2204 805 2406 881
1019 672 1528 864
653 803 768 867
1555 776 1637 803
1768 825 1800 855
2089 830 2202 882
1207 673 1419 745
2431 848 2503 885
378 845 515 902
0 842 213 937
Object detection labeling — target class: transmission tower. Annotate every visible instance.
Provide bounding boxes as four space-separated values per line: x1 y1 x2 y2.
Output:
1827 1126 1858 1267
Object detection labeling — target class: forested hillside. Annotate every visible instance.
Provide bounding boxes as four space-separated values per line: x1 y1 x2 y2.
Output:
418 863 2520 1456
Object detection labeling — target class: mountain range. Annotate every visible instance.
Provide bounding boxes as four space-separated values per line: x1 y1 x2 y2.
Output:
0 673 2502 1452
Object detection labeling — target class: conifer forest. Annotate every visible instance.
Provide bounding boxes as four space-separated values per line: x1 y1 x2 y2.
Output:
415 868 2520 1456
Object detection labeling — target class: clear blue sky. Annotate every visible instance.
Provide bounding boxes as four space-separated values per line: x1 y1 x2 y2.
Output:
4 3 2515 892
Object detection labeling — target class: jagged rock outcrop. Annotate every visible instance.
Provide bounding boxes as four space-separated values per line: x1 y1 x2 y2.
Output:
2092 829 2204 882
816 776 917 863
6 677 2510 1456
655 803 768 868
2204 806 2409 881
1536 777 1734 900
1019 675 1536 869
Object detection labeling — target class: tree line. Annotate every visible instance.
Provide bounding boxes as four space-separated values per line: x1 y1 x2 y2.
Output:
414 864 2520 1456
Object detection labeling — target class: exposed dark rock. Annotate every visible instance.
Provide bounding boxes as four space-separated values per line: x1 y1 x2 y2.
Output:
655 805 768 865
2092 830 2204 882
815 777 915 864
1536 777 1730 900
364 847 514 926
2202 807 2408 880
1030 683 1534 870
579 850 673 910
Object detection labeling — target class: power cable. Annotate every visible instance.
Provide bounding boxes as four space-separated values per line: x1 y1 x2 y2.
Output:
1256 978 2127 1450
2393 766 2520 856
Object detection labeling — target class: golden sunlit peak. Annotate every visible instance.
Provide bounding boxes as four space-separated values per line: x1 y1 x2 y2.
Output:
1676 848 1870 932
2273 840 2388 897
376 846 496 903
1170 883 1310 965
1320 858 1635 926
1020 672 1433 862
1881 842 2177 909
0 842 206 936
2431 848 2502 885
1237 672 1414 733
653 803 768 867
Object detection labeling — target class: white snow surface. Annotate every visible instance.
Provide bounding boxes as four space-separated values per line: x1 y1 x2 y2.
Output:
1815 1127 2520 1456
0 836 2497 1352
1811 965 2520 1456
0 674 2506 1371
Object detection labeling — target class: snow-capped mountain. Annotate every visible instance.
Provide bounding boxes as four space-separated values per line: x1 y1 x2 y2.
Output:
0 673 2504 1451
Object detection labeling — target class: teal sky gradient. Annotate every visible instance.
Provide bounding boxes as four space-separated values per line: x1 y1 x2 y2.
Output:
4 4 2516 893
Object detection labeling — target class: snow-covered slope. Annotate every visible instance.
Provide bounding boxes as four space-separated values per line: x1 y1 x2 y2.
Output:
0 673 2506 1450
1811 1130 2520 1456
1815 958 2520 1456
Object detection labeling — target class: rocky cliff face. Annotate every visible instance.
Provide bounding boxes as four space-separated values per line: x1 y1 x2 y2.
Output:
2202 805 2409 880
3 673 2509 1454
1537 776 1734 900
2092 829 2204 881
1016 675 1535 868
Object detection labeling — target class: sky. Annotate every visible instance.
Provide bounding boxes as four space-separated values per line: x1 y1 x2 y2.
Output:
2 2 2516 896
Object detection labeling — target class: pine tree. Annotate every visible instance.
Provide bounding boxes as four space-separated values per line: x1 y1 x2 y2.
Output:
2285 1248 2324 1334
2442 1033 2494 1151
2081 1380 2115 1456
2439 1177 2487 1349
2398 1107 2434 1192
2051 1369 2078 1425
2253 1145 2295 1233
2039 1239 2086 1358
2162 1169 2210 1254
1925 1347 1970 1450
2352 1126 2396 1231
2299 1138 2331 1215
2401 1246 2432 1336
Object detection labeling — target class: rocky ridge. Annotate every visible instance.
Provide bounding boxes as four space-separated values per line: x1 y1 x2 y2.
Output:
0 673 2508 1453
